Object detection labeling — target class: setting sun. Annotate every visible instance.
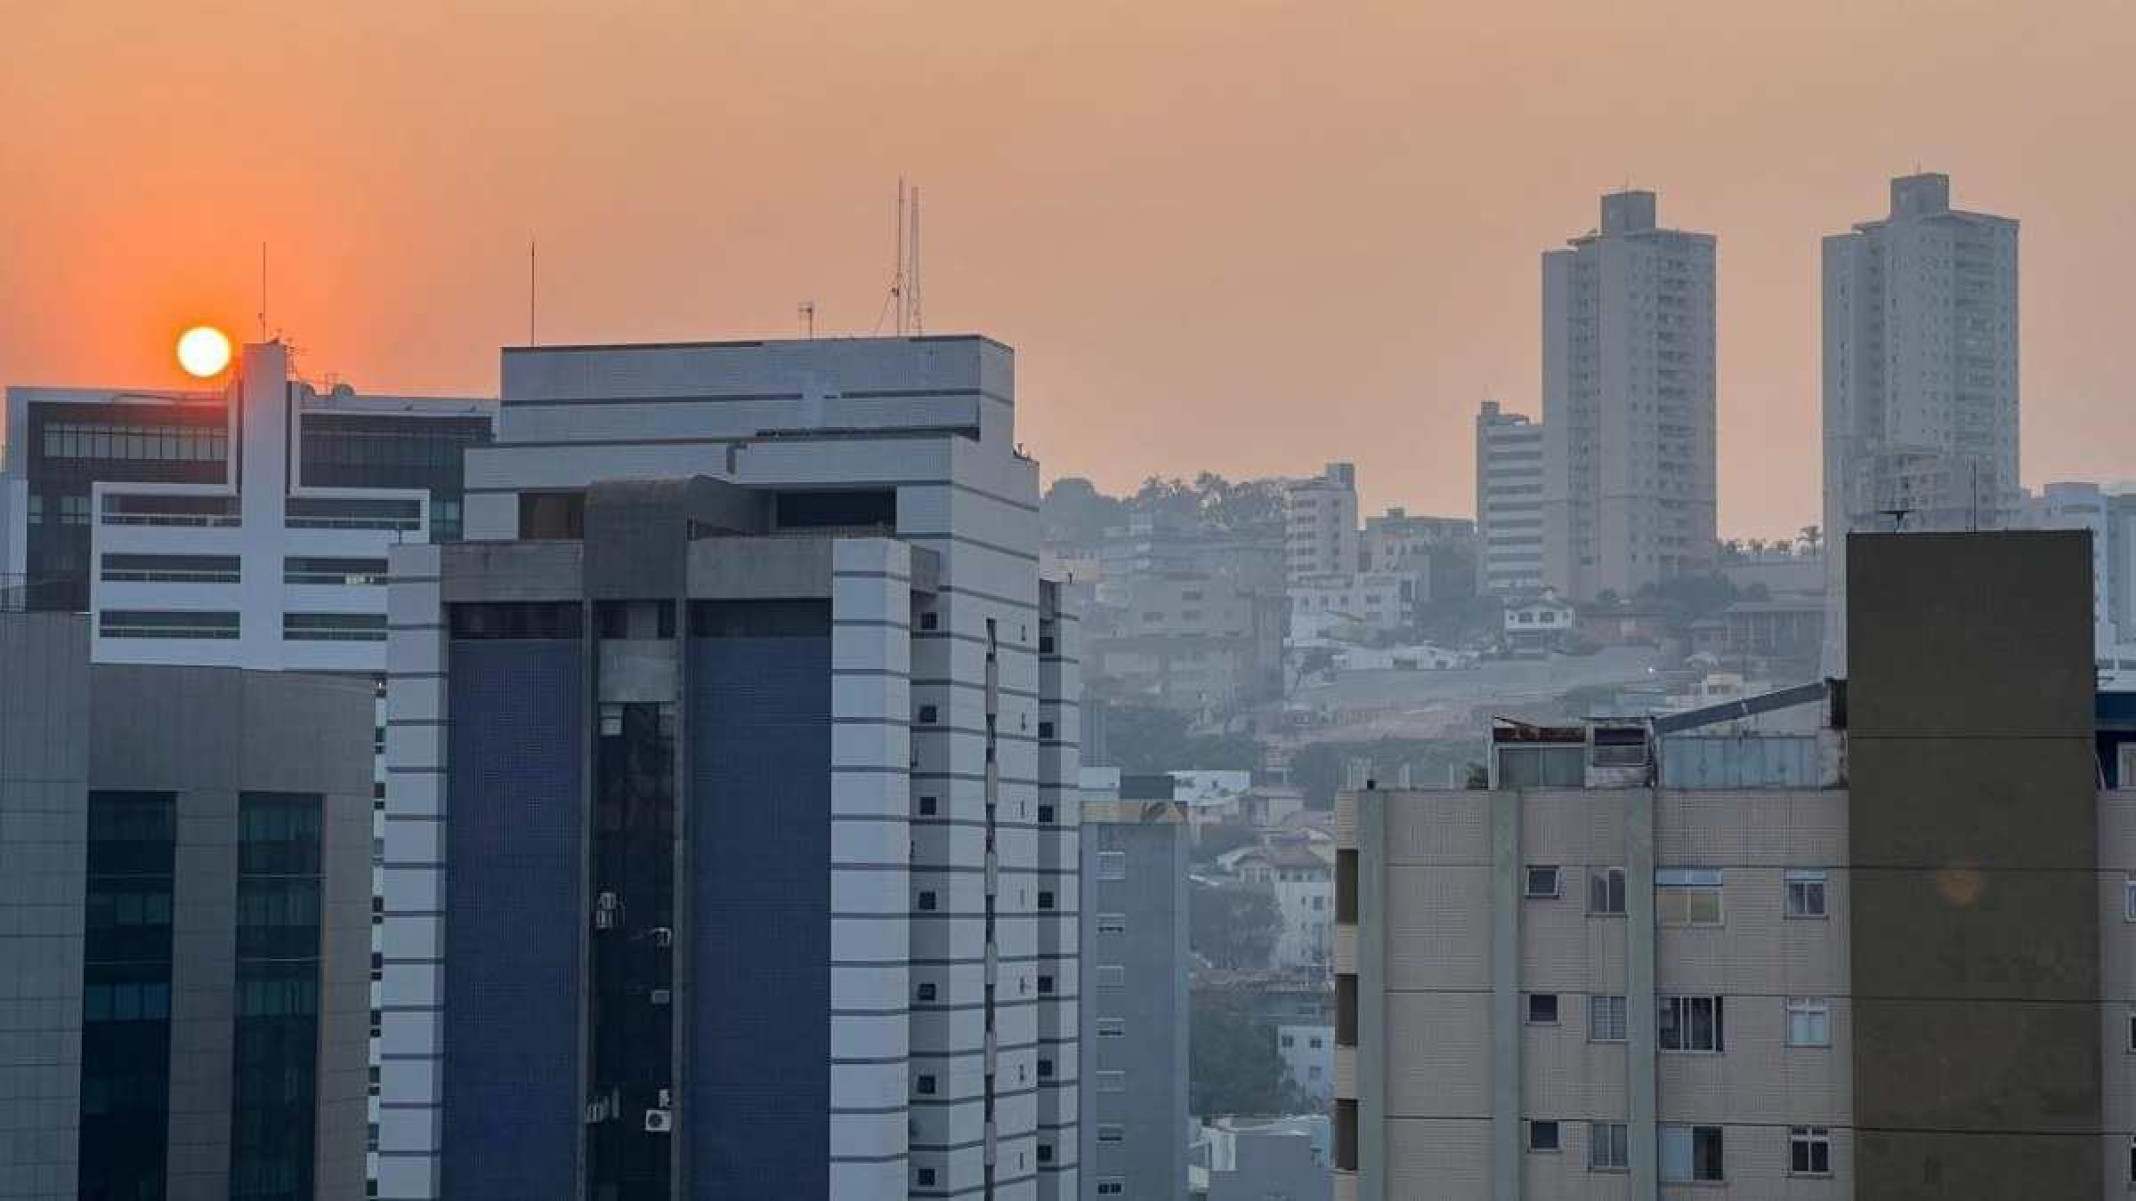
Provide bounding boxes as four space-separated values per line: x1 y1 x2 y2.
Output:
175 325 232 378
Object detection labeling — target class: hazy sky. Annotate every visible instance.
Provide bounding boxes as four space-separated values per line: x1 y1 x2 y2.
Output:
4 1 2132 536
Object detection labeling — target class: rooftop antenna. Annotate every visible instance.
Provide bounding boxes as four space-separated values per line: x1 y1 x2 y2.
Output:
907 185 923 335
1880 506 1913 532
258 243 268 342
893 177 907 336
528 235 537 346
799 300 816 339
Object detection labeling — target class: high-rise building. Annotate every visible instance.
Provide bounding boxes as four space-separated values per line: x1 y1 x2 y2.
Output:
1474 401 1544 595
1334 531 2126 1199
0 611 374 1201
377 335 1080 1201
1284 463 1359 582
1078 799 1189 1201
0 340 495 1189
1540 191 1718 602
1821 172 2019 672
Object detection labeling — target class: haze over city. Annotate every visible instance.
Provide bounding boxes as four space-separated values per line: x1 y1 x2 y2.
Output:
5 0 2134 534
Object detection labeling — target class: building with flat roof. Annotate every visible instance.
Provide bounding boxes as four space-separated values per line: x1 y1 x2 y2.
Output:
1079 798 1189 1201
0 612 373 1201
1540 191 1718 602
1475 401 1544 596
1285 464 1359 583
378 334 1080 1201
1336 532 2128 1200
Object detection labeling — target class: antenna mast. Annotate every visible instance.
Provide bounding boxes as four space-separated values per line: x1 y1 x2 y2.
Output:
799 301 816 339
892 178 908 336
528 236 537 346
258 243 268 342
908 186 922 335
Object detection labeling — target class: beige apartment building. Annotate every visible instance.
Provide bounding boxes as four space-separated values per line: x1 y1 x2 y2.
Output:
1336 532 2136 1200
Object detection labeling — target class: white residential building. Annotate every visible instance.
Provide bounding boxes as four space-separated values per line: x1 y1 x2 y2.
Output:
1475 400 1545 595
1540 191 1718 602
1229 841 1334 970
1821 172 2019 673
1285 463 1360 582
1277 1023 1335 1102
377 334 1080 1201
1288 572 1417 643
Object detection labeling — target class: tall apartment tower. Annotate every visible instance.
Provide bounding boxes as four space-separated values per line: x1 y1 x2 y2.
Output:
1474 401 1545 595
0 612 374 1201
1284 463 1360 581
377 335 1081 1201
1540 191 1718 602
1078 799 1190 1201
1821 173 2019 673
1335 531 2118 1200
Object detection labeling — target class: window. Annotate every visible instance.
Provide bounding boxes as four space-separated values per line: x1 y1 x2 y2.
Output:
1038 804 1055 824
1096 1126 1124 1145
1038 1058 1054 1078
101 553 241 584
1038 890 1057 911
290 495 423 531
1524 865 1562 899
1788 1126 1831 1176
916 891 937 912
1037 1143 1054 1164
1096 1182 1124 1196
283 556 389 586
1280 1032 1296 1048
1039 721 1055 739
516 491 583 539
916 1167 936 1187
915 1074 937 1096
1785 997 1831 1047
1588 866 1627 915
100 609 240 640
1655 868 1723 926
1588 1122 1629 1171
2124 874 2135 922
918 796 938 816
1786 869 1828 918
916 982 936 1003
1038 974 1055 995
1588 995 1627 1042
1526 994 1559 1025
1308 1035 1323 1049
919 611 939 631
1097 1070 1126 1093
1528 1120 1561 1152
1096 852 1127 881
1659 1125 1724 1183
1658 995 1725 1052
1096 965 1125 989
283 612 388 642
1097 914 1126 934
1098 1019 1125 1038
918 705 939 724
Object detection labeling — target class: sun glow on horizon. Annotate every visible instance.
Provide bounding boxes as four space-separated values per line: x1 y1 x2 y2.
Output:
176 325 232 378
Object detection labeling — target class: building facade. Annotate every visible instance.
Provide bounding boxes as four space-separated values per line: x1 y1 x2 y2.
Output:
376 335 1080 1201
1078 801 1189 1201
1821 172 2019 673
1475 401 1545 596
1335 532 2124 1200
1285 464 1359 583
0 612 373 1201
1540 191 1718 602
1085 570 1285 716
2025 481 2136 684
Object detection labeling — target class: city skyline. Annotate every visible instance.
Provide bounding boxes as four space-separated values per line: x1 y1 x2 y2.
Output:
5 3 2135 538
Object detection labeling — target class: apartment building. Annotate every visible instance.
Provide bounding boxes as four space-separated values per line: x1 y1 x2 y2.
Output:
1285 463 1359 582
2026 481 2136 685
0 612 373 1201
1078 799 1189 1201
1821 172 2019 673
1289 572 1418 643
1228 841 1335 971
377 334 1080 1201
1540 192 1718 602
1336 532 2128 1200
1086 570 1285 715
1475 401 1545 595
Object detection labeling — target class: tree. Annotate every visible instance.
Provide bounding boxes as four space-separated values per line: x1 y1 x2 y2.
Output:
1040 477 1125 546
1101 704 1262 773
1191 995 1303 1116
1191 879 1280 970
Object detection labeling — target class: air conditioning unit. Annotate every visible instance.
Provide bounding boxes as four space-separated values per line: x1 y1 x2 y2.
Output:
644 1109 674 1134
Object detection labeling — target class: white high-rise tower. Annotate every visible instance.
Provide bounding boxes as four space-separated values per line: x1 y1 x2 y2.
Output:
1540 190 1718 602
1821 172 2019 672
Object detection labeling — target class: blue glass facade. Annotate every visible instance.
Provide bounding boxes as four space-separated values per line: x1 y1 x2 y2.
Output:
686 611 832 1200
442 639 586 1201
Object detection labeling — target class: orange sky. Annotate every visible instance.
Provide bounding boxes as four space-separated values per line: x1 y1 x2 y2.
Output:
4 0 2132 537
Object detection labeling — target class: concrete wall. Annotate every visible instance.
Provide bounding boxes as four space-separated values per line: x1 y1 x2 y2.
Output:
1847 532 2102 1199
0 614 89 1201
